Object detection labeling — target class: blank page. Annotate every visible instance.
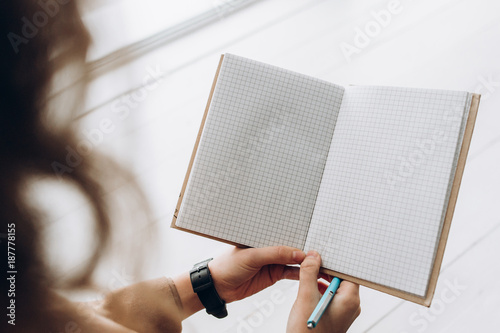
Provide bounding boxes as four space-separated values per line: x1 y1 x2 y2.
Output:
304 86 471 296
176 54 344 249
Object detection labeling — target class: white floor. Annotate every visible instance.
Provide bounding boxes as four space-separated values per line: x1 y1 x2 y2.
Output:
47 0 500 332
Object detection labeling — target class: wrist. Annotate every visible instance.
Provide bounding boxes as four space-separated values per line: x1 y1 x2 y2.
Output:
190 258 228 318
172 272 204 320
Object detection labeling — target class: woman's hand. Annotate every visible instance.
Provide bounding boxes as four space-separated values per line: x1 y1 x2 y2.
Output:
208 246 306 302
173 245 306 319
287 251 361 333
173 245 361 331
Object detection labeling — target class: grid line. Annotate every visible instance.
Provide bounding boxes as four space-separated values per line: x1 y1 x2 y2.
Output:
304 86 471 296
177 54 344 249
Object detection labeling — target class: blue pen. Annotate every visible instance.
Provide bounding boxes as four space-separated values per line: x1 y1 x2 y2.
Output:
307 277 342 329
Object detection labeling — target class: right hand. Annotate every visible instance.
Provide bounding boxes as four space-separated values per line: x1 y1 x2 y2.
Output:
286 251 361 333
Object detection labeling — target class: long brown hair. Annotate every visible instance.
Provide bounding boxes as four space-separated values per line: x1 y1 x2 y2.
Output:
1 1 150 331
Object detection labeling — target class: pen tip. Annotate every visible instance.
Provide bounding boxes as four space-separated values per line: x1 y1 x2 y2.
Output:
307 323 314 329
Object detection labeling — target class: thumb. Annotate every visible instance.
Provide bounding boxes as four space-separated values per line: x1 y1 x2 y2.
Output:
297 251 322 303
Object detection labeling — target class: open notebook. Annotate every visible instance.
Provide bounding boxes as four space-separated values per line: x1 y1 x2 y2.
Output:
172 54 480 306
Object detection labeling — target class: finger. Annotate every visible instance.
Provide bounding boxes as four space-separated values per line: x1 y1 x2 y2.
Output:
297 251 322 302
244 246 305 268
351 305 361 321
331 281 361 322
337 280 359 296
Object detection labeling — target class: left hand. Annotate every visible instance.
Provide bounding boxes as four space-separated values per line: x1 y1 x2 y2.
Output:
208 246 306 303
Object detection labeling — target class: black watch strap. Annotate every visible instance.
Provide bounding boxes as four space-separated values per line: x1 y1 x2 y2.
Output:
190 258 228 319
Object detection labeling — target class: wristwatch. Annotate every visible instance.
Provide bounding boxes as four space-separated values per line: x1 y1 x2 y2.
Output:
190 258 228 318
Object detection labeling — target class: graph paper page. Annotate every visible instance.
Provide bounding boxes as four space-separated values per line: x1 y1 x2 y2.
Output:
176 54 344 249
304 86 471 296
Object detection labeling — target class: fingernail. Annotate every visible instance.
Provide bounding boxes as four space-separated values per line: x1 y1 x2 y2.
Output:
292 251 305 262
306 250 319 258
